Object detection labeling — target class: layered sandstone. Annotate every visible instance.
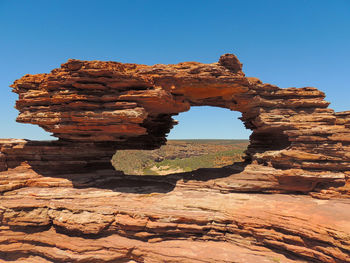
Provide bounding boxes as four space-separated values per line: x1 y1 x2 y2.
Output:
1 54 350 262
1 179 350 263
11 54 350 176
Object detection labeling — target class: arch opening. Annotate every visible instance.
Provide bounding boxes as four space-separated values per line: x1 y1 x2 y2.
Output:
112 106 252 175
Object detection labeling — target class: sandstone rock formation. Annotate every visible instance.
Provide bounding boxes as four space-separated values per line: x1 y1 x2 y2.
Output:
1 54 350 262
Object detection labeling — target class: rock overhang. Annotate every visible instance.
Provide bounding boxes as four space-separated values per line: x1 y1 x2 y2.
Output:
11 54 251 145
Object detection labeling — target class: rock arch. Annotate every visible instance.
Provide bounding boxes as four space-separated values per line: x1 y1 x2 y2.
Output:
9 54 350 178
1 54 350 262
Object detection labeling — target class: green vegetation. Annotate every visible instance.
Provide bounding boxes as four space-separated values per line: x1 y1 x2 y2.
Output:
112 140 248 175
149 149 244 174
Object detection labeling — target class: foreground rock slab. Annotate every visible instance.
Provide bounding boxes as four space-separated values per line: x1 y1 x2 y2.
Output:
1 178 350 262
0 157 350 262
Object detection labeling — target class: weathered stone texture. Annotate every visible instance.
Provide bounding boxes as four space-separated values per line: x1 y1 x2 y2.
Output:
1 54 350 262
11 55 350 176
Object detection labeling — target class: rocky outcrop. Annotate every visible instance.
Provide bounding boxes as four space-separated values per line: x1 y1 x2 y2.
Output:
1 54 350 262
11 54 350 176
1 180 350 263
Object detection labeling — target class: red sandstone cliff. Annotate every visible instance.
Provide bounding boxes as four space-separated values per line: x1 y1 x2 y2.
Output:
0 54 349 262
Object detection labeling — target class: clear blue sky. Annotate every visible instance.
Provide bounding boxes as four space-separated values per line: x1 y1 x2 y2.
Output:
1 0 349 140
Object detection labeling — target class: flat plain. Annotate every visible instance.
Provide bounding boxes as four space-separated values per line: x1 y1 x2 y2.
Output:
112 139 249 175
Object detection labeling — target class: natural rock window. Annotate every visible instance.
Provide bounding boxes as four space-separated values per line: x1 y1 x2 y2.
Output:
2 53 349 191
1 54 350 262
112 107 251 175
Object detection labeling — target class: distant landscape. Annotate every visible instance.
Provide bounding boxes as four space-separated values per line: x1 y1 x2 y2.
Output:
112 139 249 175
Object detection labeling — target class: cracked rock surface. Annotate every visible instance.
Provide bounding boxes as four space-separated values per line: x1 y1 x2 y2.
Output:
1 54 350 262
